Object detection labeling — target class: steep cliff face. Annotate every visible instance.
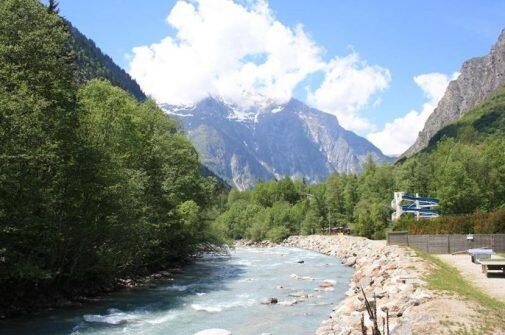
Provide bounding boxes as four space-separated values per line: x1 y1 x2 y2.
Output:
162 97 392 190
403 29 505 157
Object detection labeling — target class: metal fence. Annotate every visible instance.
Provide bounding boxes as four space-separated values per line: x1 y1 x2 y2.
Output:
387 231 505 254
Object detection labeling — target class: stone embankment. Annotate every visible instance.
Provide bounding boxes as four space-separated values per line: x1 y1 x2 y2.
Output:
283 235 479 335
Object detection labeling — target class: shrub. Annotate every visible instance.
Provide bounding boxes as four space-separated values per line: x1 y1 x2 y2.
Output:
266 226 290 242
392 208 505 234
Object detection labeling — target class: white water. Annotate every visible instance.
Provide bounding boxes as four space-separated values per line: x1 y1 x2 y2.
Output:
0 247 353 335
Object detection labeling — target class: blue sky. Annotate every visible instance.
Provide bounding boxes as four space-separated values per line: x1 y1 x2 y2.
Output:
48 0 505 155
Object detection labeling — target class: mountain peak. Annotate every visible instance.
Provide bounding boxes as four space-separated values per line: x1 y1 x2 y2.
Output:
403 28 505 157
496 28 505 48
163 97 391 189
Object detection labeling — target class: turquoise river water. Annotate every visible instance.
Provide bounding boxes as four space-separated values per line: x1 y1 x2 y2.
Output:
0 246 353 335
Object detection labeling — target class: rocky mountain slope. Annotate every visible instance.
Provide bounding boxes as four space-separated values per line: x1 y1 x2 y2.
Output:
162 97 392 190
423 86 505 150
403 29 505 157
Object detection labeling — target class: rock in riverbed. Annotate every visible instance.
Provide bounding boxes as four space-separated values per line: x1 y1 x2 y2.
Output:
290 274 314 281
278 299 298 306
289 291 309 299
319 279 337 288
261 297 278 304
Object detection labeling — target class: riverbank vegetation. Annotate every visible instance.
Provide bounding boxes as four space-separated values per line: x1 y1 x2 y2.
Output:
0 0 223 315
394 208 505 234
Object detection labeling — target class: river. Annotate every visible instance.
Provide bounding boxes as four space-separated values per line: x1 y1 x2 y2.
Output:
0 246 353 335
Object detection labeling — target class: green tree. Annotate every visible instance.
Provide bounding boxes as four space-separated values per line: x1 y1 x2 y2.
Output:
275 177 300 204
215 200 263 239
47 0 59 13
300 207 324 235
0 1 222 313
251 181 277 207
354 199 389 239
325 174 345 227
0 0 85 286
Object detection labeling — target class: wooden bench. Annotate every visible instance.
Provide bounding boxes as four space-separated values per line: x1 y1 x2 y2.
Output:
479 259 505 277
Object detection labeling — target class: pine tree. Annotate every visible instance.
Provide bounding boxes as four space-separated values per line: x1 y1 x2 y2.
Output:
47 0 59 13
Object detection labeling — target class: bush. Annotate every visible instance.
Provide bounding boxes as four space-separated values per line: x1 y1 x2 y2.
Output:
392 208 505 234
266 226 291 242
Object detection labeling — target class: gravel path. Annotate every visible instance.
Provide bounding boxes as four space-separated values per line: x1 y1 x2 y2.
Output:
437 254 505 301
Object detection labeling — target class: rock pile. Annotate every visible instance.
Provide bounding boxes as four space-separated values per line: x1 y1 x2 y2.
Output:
283 235 438 335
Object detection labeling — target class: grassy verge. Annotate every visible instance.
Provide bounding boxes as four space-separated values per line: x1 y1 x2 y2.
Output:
416 250 505 334
417 251 505 310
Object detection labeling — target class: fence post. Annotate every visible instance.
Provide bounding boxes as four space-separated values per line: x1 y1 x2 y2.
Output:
492 235 495 251
427 235 430 253
447 235 450 254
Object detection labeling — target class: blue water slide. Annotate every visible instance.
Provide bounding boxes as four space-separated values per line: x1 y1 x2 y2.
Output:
402 205 438 217
402 194 439 204
392 192 440 220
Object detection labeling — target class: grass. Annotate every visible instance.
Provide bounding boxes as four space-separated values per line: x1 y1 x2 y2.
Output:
418 251 505 310
415 250 505 334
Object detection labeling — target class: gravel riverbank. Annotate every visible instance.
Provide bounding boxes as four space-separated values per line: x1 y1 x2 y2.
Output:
283 235 485 335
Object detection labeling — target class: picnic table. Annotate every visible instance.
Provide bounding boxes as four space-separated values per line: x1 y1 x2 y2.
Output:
467 248 495 263
479 259 505 277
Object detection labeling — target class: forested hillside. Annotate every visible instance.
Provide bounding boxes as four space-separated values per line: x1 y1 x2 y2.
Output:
68 21 146 101
66 21 232 187
216 87 505 240
0 0 222 316
424 87 505 150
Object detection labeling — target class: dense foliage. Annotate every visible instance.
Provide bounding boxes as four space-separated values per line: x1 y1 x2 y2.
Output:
393 208 505 235
216 89 505 240
0 0 220 314
215 173 363 241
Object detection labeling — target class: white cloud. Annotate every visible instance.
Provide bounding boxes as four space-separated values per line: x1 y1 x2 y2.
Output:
129 0 323 106
307 53 391 132
367 72 459 156
129 0 391 133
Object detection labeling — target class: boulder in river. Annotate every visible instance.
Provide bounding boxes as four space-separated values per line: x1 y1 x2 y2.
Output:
278 299 298 306
290 274 314 281
343 256 357 267
319 280 337 288
261 297 278 304
289 291 309 299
